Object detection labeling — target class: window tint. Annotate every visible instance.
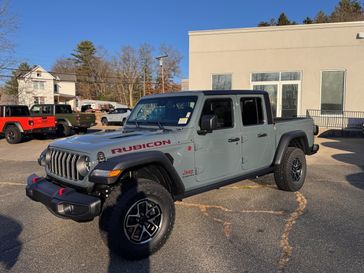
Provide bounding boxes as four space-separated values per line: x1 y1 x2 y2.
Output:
200 98 233 129
0 106 3 117
241 97 264 126
8 106 30 117
42 105 52 114
56 105 72 114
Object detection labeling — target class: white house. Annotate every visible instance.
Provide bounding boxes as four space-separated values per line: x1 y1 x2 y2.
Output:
17 65 77 109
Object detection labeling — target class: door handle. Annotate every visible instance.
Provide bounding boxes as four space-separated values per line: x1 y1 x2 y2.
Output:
257 133 267 138
228 137 240 143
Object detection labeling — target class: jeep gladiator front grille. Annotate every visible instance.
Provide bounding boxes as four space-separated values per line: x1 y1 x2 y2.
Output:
47 149 82 181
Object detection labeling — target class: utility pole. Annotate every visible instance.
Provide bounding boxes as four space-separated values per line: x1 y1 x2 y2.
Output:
143 67 146 97
155 55 168 93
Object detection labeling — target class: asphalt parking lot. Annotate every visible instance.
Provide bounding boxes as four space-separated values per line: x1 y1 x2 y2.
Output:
0 130 363 273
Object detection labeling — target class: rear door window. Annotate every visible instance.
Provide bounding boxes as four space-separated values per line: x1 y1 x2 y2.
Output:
8 106 30 117
42 105 53 115
240 97 265 126
56 105 72 114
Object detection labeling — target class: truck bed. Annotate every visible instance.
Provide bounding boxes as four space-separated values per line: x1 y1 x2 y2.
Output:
274 117 315 149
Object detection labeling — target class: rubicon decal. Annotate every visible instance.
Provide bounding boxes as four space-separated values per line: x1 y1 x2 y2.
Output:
111 140 172 154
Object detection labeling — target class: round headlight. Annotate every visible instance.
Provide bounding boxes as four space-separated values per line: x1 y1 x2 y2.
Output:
45 149 51 165
76 156 91 177
38 149 51 167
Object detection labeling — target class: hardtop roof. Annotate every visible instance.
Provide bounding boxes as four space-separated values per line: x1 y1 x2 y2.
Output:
141 90 268 99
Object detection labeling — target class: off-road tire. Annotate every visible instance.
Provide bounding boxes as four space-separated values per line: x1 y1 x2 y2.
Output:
101 118 108 126
274 147 307 192
77 127 88 134
56 122 71 137
99 178 175 260
4 125 22 144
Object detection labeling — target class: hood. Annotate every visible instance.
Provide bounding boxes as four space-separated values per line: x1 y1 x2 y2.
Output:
49 129 177 157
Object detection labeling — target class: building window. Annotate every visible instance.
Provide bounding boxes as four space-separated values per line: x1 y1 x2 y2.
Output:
33 96 45 104
36 72 41 77
252 72 279 82
241 97 265 126
212 74 232 90
321 71 345 114
54 84 58 93
33 81 45 90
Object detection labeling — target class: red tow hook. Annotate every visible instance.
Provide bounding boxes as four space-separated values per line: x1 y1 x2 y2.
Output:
58 188 65 196
32 177 41 183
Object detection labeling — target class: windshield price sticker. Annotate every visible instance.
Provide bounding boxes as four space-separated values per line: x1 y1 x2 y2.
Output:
178 118 188 124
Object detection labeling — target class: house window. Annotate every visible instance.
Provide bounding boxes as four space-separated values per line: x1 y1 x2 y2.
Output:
241 97 265 126
36 72 41 77
54 84 58 92
212 74 232 90
321 71 345 114
33 81 45 90
33 96 45 104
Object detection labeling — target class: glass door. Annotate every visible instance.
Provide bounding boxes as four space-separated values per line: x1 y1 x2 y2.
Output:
253 85 278 117
281 84 298 118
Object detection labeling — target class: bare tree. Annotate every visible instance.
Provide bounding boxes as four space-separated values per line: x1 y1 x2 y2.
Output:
114 46 139 107
0 0 16 74
139 43 154 97
52 58 76 74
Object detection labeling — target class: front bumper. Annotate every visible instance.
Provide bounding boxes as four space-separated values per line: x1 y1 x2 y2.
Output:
25 174 101 222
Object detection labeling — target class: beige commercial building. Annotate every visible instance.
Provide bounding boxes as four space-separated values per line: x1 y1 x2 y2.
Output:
189 21 364 119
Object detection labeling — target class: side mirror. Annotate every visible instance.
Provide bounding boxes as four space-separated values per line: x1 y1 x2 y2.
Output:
198 114 217 135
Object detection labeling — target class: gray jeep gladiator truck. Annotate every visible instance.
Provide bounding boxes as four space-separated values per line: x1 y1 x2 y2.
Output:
26 90 319 259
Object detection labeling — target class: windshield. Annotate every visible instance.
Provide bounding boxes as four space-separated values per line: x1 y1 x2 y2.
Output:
127 96 198 127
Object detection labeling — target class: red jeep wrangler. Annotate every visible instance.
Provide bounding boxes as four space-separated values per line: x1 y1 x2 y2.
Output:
0 105 56 144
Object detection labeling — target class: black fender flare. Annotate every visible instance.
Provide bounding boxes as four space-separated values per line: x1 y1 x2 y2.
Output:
57 118 72 127
89 151 185 196
273 130 309 165
3 122 24 133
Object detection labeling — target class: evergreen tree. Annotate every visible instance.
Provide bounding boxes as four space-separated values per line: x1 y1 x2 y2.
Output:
4 62 31 96
71 40 97 98
277 13 292 25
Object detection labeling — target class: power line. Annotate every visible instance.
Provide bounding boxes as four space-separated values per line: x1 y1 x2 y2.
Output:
0 66 167 83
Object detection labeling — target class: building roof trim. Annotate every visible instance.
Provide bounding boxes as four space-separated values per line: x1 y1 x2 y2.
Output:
189 21 364 36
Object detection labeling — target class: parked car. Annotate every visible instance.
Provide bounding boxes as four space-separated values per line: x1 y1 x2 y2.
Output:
26 90 319 259
30 104 96 136
101 107 131 126
0 105 56 144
